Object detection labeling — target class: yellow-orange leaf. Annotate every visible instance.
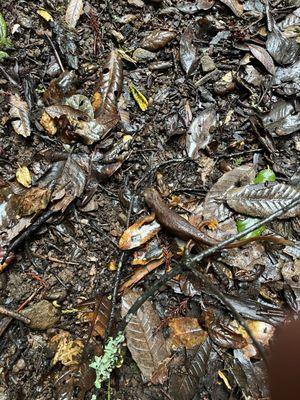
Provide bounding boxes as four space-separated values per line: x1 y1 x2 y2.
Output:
168 317 208 350
16 166 31 188
119 214 161 250
130 84 148 111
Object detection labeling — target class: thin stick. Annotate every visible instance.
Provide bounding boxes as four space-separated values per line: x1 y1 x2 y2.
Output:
44 33 65 72
0 305 30 324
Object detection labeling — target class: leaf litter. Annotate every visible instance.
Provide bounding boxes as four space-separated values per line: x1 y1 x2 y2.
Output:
0 0 300 399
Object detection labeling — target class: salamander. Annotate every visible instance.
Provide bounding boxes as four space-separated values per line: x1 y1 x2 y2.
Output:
144 188 289 249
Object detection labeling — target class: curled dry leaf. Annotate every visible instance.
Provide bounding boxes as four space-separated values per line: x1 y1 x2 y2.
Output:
119 214 161 250
180 24 198 75
219 0 243 16
65 0 83 29
121 290 170 381
16 166 31 188
44 104 88 120
186 108 217 159
168 317 208 350
248 43 276 75
226 182 300 219
140 30 176 51
9 94 31 137
202 164 256 222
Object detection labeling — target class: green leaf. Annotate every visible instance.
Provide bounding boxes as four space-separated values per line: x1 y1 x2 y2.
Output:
236 217 265 239
0 13 8 40
254 167 276 184
0 50 9 60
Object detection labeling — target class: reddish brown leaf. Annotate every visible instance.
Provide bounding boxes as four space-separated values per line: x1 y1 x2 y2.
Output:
248 43 276 75
121 290 170 380
168 317 208 350
140 30 176 51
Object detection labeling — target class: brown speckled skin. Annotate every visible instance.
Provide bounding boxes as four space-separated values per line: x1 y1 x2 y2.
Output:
144 188 289 249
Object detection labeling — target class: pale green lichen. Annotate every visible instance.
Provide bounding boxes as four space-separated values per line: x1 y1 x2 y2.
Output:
90 332 125 389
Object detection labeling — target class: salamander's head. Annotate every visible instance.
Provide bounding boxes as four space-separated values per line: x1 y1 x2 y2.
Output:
144 187 161 207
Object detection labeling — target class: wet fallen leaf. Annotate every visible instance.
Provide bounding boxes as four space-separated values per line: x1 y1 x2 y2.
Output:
254 167 276 183
208 320 247 349
180 24 198 75
132 237 163 265
169 338 212 400
119 257 165 293
94 49 123 117
186 108 217 159
51 331 84 366
121 290 170 380
248 43 276 75
140 30 176 51
130 84 148 111
168 317 208 350
177 0 215 13
261 100 300 136
202 164 256 222
64 94 94 120
79 296 112 338
266 26 299 65
119 214 161 250
218 370 232 390
16 166 31 188
65 0 83 29
43 70 77 105
9 94 31 137
227 182 300 219
236 217 265 239
219 0 243 17
37 154 89 212
282 260 300 312
37 9 53 22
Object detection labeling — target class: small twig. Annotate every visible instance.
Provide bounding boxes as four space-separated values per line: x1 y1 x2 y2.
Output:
0 305 30 324
44 33 65 72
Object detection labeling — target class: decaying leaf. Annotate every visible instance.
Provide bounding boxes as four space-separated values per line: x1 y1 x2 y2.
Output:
119 257 165 293
282 260 300 312
140 30 176 51
121 290 170 381
261 100 300 136
219 0 243 17
186 108 217 159
94 49 123 117
130 84 148 111
51 331 84 366
132 237 163 265
79 296 112 338
37 154 89 212
208 320 247 349
64 94 94 120
177 0 215 13
248 43 276 75
226 182 300 219
168 317 208 350
266 27 299 65
65 0 83 29
202 164 256 222
0 187 51 234
180 24 198 75
9 94 31 137
169 338 212 400
16 166 31 188
119 214 161 250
